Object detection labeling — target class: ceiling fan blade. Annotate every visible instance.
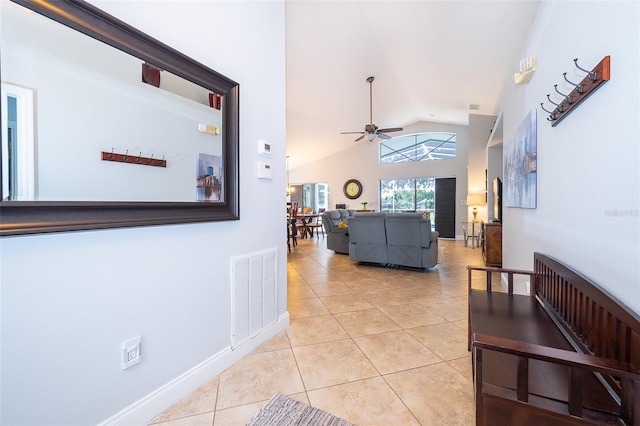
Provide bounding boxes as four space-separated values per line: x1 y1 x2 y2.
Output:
377 133 391 140
377 127 403 133
354 134 366 142
341 131 365 135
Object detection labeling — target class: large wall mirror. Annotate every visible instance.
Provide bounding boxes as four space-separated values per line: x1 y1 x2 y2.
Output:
0 0 240 236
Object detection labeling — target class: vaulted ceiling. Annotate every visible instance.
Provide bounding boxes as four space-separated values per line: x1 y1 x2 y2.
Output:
285 1 541 169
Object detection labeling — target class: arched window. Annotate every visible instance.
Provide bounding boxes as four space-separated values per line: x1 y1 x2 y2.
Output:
380 132 456 164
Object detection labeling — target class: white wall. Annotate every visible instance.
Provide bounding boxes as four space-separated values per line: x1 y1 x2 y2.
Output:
500 1 639 313
0 1 287 424
289 121 472 237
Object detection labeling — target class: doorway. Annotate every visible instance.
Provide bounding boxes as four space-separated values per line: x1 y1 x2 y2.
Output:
1 83 35 200
435 177 456 238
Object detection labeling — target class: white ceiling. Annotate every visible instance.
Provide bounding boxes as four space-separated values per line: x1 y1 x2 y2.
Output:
285 0 541 169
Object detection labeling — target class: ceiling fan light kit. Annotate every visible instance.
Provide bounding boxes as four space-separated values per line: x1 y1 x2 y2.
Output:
341 76 403 142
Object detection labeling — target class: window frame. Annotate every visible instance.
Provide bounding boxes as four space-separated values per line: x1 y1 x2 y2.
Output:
379 132 456 164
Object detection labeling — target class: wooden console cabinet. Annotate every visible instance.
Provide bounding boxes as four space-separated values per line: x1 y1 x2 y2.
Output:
481 222 502 267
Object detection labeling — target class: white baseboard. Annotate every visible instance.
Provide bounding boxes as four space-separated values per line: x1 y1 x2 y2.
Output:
99 313 290 426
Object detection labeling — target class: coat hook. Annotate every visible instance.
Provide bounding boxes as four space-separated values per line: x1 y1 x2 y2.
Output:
563 72 583 94
122 150 129 161
546 94 563 112
554 84 572 104
540 103 556 121
108 148 114 159
540 103 555 116
136 152 142 163
574 58 597 81
148 154 154 165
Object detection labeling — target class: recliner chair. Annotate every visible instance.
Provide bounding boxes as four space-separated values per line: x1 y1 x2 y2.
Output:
321 209 355 254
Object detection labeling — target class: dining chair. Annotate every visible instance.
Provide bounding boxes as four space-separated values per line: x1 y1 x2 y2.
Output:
297 207 314 238
307 208 325 238
287 205 293 252
287 205 299 249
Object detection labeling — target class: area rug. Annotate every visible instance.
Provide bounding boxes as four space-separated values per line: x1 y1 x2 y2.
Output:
246 393 354 426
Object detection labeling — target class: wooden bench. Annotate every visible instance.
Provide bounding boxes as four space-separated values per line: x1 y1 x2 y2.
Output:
467 252 640 425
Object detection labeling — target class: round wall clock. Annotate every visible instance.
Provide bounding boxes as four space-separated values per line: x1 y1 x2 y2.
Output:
343 179 363 199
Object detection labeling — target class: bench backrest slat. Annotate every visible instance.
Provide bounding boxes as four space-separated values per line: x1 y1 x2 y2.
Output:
534 253 640 400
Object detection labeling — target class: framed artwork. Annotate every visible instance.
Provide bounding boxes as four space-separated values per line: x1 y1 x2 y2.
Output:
196 154 223 202
504 109 537 209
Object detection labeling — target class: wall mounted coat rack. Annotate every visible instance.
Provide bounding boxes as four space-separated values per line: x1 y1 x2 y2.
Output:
101 150 167 167
540 55 610 127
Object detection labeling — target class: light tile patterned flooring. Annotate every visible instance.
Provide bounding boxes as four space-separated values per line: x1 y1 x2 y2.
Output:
149 238 484 425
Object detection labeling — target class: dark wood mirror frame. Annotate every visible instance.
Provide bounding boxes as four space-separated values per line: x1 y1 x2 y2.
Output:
0 0 240 236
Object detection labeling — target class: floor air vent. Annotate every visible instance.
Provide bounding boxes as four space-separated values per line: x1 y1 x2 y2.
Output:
231 249 277 348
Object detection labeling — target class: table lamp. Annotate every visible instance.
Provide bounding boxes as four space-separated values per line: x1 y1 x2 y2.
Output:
467 194 485 222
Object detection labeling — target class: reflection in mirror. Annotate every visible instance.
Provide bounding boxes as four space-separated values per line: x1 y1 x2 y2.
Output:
1 0 223 202
1 83 35 200
141 62 223 111
0 0 239 236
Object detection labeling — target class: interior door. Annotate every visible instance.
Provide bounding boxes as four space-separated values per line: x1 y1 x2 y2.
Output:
435 177 456 238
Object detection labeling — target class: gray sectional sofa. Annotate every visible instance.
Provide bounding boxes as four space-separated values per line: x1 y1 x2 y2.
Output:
347 212 439 269
321 209 356 254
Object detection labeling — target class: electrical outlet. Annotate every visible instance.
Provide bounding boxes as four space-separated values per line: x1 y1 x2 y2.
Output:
122 336 141 369
127 349 138 362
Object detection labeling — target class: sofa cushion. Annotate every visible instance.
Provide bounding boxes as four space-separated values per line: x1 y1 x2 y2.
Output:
348 213 386 243
347 213 388 264
385 213 425 246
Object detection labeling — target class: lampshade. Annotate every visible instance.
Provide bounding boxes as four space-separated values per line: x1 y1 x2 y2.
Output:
367 133 376 142
467 194 485 207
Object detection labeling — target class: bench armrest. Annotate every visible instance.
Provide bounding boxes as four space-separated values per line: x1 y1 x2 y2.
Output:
467 265 536 294
473 333 640 379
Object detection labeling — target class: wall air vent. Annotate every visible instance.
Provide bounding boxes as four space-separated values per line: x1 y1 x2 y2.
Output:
231 249 277 348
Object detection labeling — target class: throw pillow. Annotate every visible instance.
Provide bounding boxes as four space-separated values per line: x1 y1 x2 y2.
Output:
338 220 347 228
422 211 430 219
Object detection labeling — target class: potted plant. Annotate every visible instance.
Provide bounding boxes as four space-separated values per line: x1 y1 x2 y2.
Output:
361 201 368 210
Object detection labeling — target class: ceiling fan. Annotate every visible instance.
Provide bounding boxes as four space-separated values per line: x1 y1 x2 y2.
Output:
341 76 403 142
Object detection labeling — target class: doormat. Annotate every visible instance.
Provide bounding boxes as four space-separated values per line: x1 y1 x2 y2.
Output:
246 393 354 426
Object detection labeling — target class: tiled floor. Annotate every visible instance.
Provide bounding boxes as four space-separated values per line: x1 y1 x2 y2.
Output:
149 237 485 425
